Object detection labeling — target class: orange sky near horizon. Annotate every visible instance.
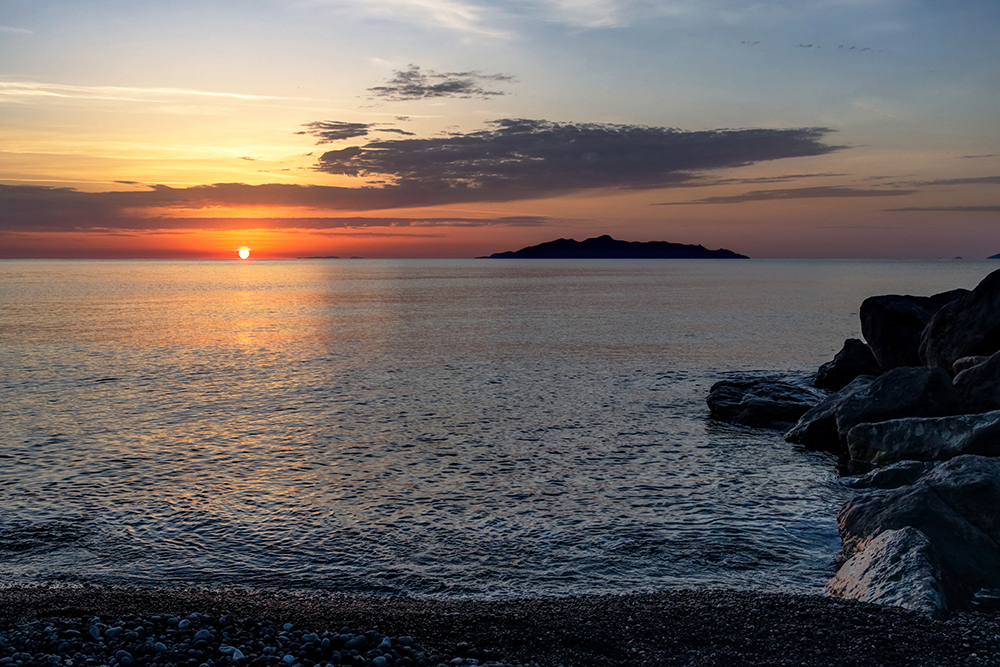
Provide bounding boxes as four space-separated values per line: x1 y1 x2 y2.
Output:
1 1 998 259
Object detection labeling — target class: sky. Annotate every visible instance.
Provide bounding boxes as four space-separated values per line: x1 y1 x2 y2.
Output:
0 0 998 259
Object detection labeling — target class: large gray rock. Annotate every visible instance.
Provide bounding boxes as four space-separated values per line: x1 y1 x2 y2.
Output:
707 378 822 430
847 410 1000 465
784 375 875 451
835 366 958 440
827 527 949 619
841 460 935 490
837 455 1000 604
953 355 989 376
814 338 882 391
954 350 1000 413
920 268 1000 373
860 290 968 370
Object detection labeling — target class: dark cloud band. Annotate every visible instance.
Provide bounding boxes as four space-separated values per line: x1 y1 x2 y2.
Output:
886 205 1000 212
314 118 841 195
657 186 915 205
0 118 842 233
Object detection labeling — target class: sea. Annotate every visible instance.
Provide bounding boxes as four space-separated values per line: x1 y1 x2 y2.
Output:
0 258 994 599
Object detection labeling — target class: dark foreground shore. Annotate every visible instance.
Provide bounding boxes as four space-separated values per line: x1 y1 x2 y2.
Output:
2 586 999 667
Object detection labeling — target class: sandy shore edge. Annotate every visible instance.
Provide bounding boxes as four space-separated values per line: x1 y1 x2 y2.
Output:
2 585 999 666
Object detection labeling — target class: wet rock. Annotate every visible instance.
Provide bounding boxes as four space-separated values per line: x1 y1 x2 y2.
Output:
835 366 958 441
814 338 882 391
837 455 1000 606
785 375 875 451
706 377 822 430
952 355 989 376
841 460 934 490
826 527 949 619
954 350 1000 413
860 290 968 370
920 268 1000 373
847 410 1000 465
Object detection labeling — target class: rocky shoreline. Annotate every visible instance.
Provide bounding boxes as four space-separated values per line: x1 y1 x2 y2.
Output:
708 267 1000 619
3 585 1000 667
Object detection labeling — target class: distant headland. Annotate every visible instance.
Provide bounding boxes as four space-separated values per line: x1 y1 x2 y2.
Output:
479 235 748 259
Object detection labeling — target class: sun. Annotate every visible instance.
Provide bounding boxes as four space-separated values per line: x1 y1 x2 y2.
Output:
237 246 251 260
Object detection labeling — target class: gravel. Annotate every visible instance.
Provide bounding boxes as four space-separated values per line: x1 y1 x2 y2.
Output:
2 585 1000 667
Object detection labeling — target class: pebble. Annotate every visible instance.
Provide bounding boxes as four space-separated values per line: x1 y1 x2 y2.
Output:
0 612 507 667
28 586 998 667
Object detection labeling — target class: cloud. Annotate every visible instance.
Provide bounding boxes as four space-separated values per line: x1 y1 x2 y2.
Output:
296 120 417 143
960 154 997 159
909 176 1000 186
656 186 914 205
297 121 372 142
0 81 318 108
314 118 841 195
0 26 33 34
886 206 1000 213
700 172 846 187
1 117 842 232
0 183 554 232
353 0 509 37
536 0 625 28
368 65 514 100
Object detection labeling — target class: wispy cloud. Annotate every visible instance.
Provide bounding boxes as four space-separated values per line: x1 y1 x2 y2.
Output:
0 183 553 232
0 81 316 105
368 65 515 100
886 205 1000 213
697 172 846 187
0 26 33 35
656 185 914 205
909 176 1000 186
537 0 625 28
354 0 509 37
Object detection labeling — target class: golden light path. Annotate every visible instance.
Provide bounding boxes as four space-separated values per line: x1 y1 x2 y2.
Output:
237 246 251 260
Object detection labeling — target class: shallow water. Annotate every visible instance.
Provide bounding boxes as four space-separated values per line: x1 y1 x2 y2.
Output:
0 258 992 597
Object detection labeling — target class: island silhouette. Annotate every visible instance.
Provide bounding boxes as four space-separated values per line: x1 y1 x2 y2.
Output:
480 235 748 259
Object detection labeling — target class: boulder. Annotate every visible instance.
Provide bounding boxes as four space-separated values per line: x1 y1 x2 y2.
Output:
920 268 1000 373
952 355 989 376
860 290 968 370
826 527 949 619
706 378 822 430
814 338 882 391
841 460 935 490
784 375 875 451
847 411 1000 465
837 455 1000 603
954 350 1000 413
835 366 958 440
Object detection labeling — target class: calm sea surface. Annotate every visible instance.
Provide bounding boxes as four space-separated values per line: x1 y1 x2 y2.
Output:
0 259 994 598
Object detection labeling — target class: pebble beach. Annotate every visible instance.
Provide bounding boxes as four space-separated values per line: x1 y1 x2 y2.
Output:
2 586 1000 667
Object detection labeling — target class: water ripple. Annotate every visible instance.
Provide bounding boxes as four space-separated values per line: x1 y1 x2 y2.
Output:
2 258 992 597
